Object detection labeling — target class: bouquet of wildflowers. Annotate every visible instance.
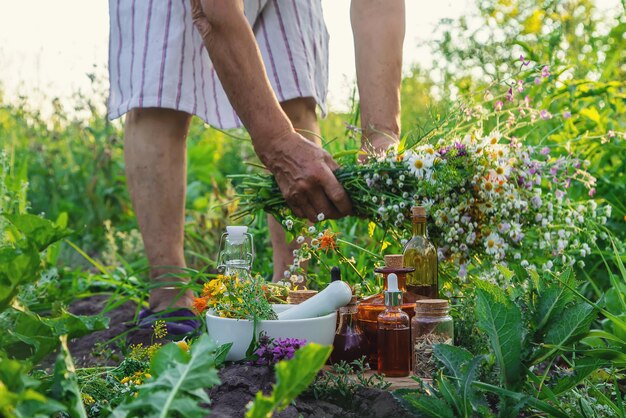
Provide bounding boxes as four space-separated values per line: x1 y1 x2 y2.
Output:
193 274 288 320
234 64 609 280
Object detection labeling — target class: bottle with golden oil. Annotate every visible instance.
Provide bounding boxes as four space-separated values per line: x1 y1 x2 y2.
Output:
403 206 438 298
377 273 410 377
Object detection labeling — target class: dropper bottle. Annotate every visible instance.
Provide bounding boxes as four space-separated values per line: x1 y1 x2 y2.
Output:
377 273 411 377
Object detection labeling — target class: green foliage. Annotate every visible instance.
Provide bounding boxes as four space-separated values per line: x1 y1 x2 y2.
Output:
475 283 523 391
0 354 65 418
246 343 332 418
50 336 88 418
111 334 222 418
307 357 390 410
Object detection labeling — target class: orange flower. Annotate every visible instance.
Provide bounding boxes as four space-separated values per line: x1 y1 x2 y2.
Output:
319 228 339 252
193 297 208 314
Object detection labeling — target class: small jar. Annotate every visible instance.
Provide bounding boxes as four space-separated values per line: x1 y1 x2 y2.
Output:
331 297 367 364
411 299 453 378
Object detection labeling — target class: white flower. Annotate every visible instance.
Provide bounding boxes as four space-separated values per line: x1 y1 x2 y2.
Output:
296 236 305 244
317 213 325 221
283 270 291 278
406 152 434 179
308 226 316 234
284 219 293 230
483 130 502 146
311 238 320 248
484 232 502 255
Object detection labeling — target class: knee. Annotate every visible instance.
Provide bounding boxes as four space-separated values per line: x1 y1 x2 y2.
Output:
126 108 192 138
280 98 317 131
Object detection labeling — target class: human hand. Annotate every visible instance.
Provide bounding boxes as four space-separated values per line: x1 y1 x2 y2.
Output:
255 132 353 222
359 131 399 163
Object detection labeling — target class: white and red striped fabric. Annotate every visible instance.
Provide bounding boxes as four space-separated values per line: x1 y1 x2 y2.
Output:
107 0 329 129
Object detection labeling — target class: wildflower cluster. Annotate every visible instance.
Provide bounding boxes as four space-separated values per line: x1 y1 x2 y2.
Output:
249 332 307 366
235 65 609 278
193 274 284 320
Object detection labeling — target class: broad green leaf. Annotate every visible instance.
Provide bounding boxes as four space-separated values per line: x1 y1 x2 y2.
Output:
475 286 523 390
395 390 455 418
0 355 65 418
112 334 221 418
50 336 87 418
438 373 462 415
474 382 569 418
532 270 575 334
4 214 72 252
246 343 332 418
459 356 484 415
546 358 604 398
433 344 473 380
0 243 40 311
532 302 597 364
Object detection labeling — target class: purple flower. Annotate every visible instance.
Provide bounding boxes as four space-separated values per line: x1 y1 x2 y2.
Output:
589 188 596 197
563 111 571 119
541 66 550 78
506 88 514 101
494 101 503 111
541 147 551 156
534 77 541 85
540 110 551 120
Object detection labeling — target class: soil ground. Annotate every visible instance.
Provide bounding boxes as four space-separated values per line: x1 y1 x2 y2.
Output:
61 296 415 417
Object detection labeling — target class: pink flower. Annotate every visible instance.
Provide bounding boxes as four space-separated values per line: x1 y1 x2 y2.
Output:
589 188 596 197
541 66 550 78
540 110 551 120
516 80 524 93
534 77 541 85
494 101 503 111
506 88 514 101
563 111 571 119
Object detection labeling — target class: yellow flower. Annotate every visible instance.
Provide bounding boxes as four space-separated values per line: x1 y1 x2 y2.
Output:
176 340 189 352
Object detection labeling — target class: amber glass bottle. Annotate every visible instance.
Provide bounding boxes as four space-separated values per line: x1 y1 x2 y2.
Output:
377 273 411 377
357 255 415 367
403 206 438 298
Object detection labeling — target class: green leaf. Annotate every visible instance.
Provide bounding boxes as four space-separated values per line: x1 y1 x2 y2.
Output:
4 214 72 252
246 343 332 418
50 336 87 418
433 344 473 380
394 389 455 418
532 302 597 364
475 286 523 390
0 354 65 418
0 243 40 311
112 334 221 418
532 269 575 334
546 358 604 398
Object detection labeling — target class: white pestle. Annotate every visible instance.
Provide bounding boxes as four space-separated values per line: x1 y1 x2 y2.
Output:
277 280 352 320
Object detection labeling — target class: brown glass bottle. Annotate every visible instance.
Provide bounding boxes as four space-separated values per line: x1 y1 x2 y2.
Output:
331 297 367 364
403 206 438 298
357 255 417 367
377 273 411 377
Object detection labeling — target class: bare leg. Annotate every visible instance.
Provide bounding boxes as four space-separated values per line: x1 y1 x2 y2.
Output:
124 108 194 311
269 97 320 282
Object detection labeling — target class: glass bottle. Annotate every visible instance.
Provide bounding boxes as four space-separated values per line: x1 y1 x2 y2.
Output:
357 254 415 368
377 273 411 377
331 296 368 364
217 225 254 280
411 299 453 378
403 206 438 298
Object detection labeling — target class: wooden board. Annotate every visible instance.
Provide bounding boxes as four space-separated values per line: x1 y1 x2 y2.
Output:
322 366 429 390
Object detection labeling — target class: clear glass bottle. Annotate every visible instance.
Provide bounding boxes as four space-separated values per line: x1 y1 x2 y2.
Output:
411 299 453 378
331 296 368 364
357 255 415 368
377 273 411 377
217 225 254 280
403 206 438 298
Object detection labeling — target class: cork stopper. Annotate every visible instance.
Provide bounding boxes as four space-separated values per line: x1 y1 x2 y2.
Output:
411 206 426 218
384 254 404 269
415 299 450 316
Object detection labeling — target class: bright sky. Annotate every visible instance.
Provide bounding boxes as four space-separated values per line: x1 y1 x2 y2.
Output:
0 1 620 116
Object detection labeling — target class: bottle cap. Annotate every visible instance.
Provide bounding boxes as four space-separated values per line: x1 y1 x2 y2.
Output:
415 299 450 316
411 206 426 218
384 273 402 306
226 225 248 245
387 273 399 291
384 254 404 269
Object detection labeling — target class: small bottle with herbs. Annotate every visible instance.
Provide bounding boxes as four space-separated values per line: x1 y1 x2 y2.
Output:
411 299 453 378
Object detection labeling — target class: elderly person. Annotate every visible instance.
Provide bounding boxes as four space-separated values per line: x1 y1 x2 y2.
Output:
107 0 404 333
